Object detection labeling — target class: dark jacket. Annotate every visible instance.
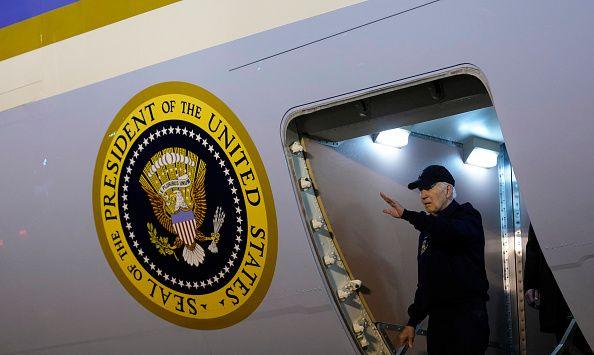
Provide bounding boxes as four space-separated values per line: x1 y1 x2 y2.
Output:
401 200 490 327
524 225 571 333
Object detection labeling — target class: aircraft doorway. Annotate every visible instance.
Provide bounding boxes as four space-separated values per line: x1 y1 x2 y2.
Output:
284 71 558 354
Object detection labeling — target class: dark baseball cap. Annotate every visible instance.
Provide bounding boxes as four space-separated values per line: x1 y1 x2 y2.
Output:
407 165 455 190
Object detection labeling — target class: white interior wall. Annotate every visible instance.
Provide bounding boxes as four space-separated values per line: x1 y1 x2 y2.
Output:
304 134 505 354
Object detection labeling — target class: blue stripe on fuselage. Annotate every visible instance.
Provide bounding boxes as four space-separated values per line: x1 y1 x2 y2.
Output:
0 0 78 28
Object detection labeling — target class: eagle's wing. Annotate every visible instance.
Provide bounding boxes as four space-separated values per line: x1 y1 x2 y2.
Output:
191 161 207 228
140 182 175 234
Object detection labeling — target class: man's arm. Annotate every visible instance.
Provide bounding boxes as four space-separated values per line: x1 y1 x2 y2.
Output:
398 286 427 349
401 208 482 246
406 286 427 328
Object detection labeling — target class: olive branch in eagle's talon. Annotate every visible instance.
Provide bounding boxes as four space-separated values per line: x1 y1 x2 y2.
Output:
147 222 179 261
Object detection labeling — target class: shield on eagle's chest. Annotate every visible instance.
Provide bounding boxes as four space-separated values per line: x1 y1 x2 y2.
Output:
171 210 197 245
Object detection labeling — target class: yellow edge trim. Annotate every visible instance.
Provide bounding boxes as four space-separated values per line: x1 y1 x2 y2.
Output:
300 136 378 324
0 0 180 61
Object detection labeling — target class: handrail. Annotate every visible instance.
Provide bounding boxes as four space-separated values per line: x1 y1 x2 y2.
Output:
375 322 428 336
375 321 504 354
375 322 428 355
550 318 577 355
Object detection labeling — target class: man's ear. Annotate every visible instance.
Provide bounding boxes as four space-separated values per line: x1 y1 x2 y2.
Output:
446 184 453 199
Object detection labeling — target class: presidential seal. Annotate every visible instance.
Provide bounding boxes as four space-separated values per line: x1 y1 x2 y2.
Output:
93 82 277 329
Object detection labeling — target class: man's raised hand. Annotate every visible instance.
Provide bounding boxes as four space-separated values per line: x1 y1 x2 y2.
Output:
380 192 404 218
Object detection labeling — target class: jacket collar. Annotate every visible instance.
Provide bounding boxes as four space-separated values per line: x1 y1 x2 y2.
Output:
437 199 459 217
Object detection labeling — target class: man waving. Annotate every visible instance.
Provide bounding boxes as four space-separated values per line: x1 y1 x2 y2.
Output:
381 165 490 355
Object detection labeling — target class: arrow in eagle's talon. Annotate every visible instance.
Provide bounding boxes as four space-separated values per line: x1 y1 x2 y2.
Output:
208 241 218 253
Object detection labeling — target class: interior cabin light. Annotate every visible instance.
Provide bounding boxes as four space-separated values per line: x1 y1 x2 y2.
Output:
462 137 500 168
373 128 410 148
466 147 499 168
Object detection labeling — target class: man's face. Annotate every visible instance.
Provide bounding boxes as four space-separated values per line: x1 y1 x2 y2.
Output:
419 182 450 214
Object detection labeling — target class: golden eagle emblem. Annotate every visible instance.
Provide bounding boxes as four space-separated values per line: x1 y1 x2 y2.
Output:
139 147 224 266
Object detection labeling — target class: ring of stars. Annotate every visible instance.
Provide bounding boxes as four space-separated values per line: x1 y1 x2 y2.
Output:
120 124 246 291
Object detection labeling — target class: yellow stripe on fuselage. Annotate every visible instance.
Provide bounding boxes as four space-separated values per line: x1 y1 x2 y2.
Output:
0 1 365 114
0 0 179 61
